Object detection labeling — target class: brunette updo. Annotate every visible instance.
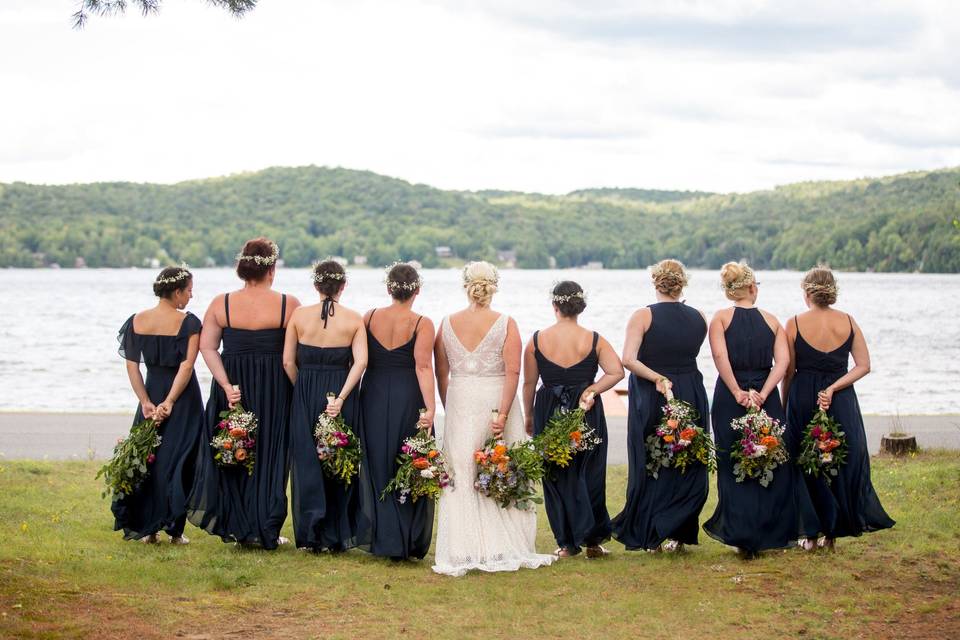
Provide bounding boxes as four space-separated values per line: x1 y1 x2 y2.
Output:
802 265 838 306
386 263 422 302
313 260 347 298
651 259 688 298
462 261 499 307
551 281 587 317
235 237 279 282
720 261 756 301
153 266 192 299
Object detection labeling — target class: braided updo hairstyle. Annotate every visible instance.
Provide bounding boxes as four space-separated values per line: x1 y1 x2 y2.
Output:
313 260 347 298
551 281 587 317
650 259 688 298
462 261 499 307
802 265 838 306
720 261 756 301
153 266 192 299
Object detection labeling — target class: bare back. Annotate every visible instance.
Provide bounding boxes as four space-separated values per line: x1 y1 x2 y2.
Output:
366 306 422 349
791 307 853 352
533 323 596 368
294 300 363 348
212 288 292 331
447 308 503 352
133 307 187 336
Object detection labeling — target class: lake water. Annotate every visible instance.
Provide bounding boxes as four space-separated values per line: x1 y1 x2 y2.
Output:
1 268 958 415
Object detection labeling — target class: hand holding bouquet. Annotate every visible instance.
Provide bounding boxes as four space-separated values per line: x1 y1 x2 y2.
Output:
314 393 362 485
381 409 452 503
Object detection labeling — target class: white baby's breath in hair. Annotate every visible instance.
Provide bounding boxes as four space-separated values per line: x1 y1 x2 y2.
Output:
313 270 346 284
235 241 279 266
154 266 191 286
384 261 423 292
552 291 585 304
722 267 756 291
803 282 839 296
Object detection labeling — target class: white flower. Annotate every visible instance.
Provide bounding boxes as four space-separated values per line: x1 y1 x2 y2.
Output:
420 469 435 479
821 452 833 463
750 445 767 458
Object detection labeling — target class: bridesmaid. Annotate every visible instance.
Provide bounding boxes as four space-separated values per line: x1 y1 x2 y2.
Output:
783 266 894 549
611 260 710 553
115 266 202 544
356 263 437 560
702 262 820 558
188 238 300 549
283 260 367 552
522 281 624 558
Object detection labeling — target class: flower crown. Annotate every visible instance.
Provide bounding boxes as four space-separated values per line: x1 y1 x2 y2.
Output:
313 270 346 284
384 262 423 292
552 291 585 304
722 267 755 291
154 267 191 286
235 242 279 266
650 262 689 288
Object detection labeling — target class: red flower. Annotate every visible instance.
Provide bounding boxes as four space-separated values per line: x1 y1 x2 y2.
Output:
147 453 156 464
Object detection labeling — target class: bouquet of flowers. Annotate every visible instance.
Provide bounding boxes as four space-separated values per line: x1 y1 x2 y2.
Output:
729 407 789 487
534 405 602 468
645 397 716 478
211 404 258 475
314 393 362 485
96 418 162 499
797 408 848 484
381 410 452 503
475 428 545 510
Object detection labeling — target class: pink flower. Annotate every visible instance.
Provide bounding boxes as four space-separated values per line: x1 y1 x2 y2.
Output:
218 421 228 430
147 453 156 464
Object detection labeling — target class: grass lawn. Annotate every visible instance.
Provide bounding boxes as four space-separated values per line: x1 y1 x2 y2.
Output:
1 452 958 639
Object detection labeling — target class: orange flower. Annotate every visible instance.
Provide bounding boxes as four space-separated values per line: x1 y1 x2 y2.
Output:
760 436 779 449
494 444 507 457
474 451 487 463
235 448 247 461
229 428 247 439
663 434 675 443
760 426 770 435
571 431 582 443
497 462 509 473
413 458 430 470
666 419 679 430
820 439 841 452
222 440 233 450
680 428 697 441
428 450 439 459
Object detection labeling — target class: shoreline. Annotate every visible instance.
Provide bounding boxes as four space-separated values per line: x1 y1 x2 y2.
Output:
2 411 957 462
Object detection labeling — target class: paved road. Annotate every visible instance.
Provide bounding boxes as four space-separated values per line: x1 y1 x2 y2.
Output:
1 412 957 463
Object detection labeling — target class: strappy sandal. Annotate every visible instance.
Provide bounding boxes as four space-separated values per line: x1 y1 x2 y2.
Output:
585 545 610 559
662 539 683 553
817 536 835 551
140 533 160 544
555 547 574 558
797 538 816 552
169 535 190 545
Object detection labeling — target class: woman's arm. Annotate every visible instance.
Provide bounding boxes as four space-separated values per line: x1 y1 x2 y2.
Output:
710 310 750 407
621 309 671 396
199 295 241 407
156 333 201 421
491 317 522 437
434 324 450 407
413 318 437 432
753 314 788 408
326 320 369 417
819 316 871 410
521 338 538 435
582 335 625 409
125 360 156 421
282 309 300 385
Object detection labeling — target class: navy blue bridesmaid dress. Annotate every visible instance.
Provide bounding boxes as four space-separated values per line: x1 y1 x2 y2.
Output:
289 343 360 551
703 307 820 553
611 302 710 550
532 330 611 554
786 317 894 538
356 313 434 559
114 312 203 539
187 294 292 549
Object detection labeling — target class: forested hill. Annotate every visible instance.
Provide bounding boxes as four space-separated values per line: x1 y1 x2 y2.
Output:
1 165 958 272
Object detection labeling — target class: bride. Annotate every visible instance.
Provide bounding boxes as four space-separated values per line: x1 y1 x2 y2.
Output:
432 261 556 576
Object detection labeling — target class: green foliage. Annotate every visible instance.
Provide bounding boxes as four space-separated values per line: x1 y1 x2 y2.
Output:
2 165 959 271
95 418 161 499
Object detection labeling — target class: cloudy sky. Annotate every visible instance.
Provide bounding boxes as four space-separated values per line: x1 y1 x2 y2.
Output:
1 0 959 193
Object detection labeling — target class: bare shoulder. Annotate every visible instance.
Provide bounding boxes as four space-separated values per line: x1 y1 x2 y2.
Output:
284 293 302 309
416 315 436 333
758 308 783 332
711 307 734 324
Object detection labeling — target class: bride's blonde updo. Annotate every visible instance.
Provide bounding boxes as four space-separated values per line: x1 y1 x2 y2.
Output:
720 261 756 301
802 265 839 306
462 261 499 307
651 259 689 298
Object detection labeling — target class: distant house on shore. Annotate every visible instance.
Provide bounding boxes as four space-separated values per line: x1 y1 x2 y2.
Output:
497 250 517 268
353 255 368 265
435 246 453 258
583 261 604 270
74 257 87 268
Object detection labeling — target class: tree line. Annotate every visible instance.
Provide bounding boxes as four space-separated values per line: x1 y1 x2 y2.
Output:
1 165 958 272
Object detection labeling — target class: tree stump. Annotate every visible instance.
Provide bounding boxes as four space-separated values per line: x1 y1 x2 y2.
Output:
880 434 918 456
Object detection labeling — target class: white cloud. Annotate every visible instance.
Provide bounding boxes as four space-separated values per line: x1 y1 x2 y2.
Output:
0 0 958 193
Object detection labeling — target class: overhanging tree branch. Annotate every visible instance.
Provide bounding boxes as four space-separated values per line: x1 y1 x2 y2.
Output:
73 0 256 29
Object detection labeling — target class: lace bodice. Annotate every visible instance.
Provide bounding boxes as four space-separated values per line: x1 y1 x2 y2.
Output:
442 314 507 378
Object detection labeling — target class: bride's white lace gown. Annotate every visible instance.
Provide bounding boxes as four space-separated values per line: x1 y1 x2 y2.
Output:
432 314 556 577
